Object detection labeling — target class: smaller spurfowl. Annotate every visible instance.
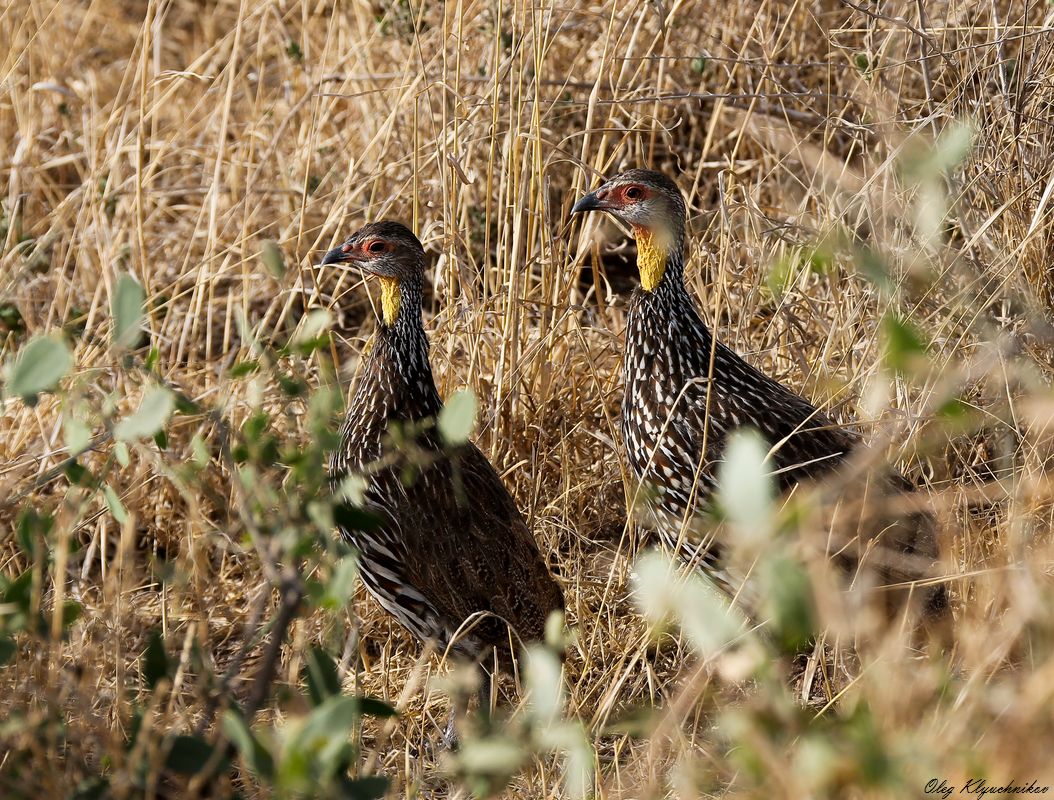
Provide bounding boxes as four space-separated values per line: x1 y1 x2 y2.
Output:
321 222 563 674
571 169 945 616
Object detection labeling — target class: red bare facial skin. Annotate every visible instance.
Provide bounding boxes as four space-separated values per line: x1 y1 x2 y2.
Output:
592 183 650 211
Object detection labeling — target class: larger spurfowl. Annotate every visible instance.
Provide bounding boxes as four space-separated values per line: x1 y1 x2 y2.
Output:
321 221 563 669
571 169 945 615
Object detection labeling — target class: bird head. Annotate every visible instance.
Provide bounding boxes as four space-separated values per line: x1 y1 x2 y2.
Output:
321 221 425 325
571 168 687 291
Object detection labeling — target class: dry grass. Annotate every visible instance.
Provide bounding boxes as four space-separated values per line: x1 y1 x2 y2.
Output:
3 0 1054 797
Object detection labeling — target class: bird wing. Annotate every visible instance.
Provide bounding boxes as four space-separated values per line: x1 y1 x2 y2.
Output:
367 442 562 654
670 340 860 494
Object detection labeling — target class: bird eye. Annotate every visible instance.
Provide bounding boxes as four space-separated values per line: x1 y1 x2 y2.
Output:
624 186 643 201
368 241 386 253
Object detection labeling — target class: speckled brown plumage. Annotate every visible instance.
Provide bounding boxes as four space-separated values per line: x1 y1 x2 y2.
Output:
322 222 563 662
573 170 946 615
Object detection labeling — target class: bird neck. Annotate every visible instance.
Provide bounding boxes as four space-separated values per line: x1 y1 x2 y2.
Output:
378 276 402 326
377 273 424 339
633 225 685 292
374 275 441 412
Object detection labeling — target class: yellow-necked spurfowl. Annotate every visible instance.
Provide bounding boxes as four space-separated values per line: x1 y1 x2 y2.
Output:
321 221 563 670
571 169 946 617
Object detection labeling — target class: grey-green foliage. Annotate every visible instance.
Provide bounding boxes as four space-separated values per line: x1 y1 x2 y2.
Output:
4 301 400 797
524 640 594 799
439 388 478 445
719 428 816 652
717 428 773 539
112 272 146 349
3 334 72 402
62 412 91 456
217 647 395 795
261 240 286 278
113 386 174 441
903 121 975 247
445 612 594 799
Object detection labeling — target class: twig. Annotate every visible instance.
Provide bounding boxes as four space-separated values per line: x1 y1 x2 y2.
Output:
915 0 938 134
244 567 304 720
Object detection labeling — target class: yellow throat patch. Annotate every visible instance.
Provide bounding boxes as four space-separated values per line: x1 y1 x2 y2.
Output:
633 226 668 291
378 276 401 325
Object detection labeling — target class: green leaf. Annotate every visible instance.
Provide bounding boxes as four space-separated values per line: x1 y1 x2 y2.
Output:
286 695 357 777
524 644 564 727
112 272 146 348
881 313 928 374
16 508 52 559
294 309 332 346
560 723 597 800
63 414 92 456
438 389 477 445
759 554 816 652
222 710 275 780
103 484 128 525
454 736 526 775
545 608 566 650
765 256 797 298
0 303 25 334
936 396 974 430
600 706 657 738
61 600 82 629
64 460 93 487
807 245 835 274
114 386 174 441
332 504 380 533
856 246 892 295
717 428 774 535
930 121 975 174
1 571 33 636
633 551 746 659
0 712 28 738
191 435 210 467
278 373 308 396
243 412 270 441
355 696 397 718
4 334 72 402
343 775 390 799
336 474 368 507
114 441 130 467
293 335 331 357
302 646 341 706
309 385 341 428
3 569 34 609
229 359 260 378
322 556 359 610
901 121 975 182
141 629 169 690
174 393 200 415
0 636 16 666
260 240 285 278
283 693 397 783
165 734 222 775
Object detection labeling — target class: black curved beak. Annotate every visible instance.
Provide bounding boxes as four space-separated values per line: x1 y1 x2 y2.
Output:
320 244 356 267
570 190 606 215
